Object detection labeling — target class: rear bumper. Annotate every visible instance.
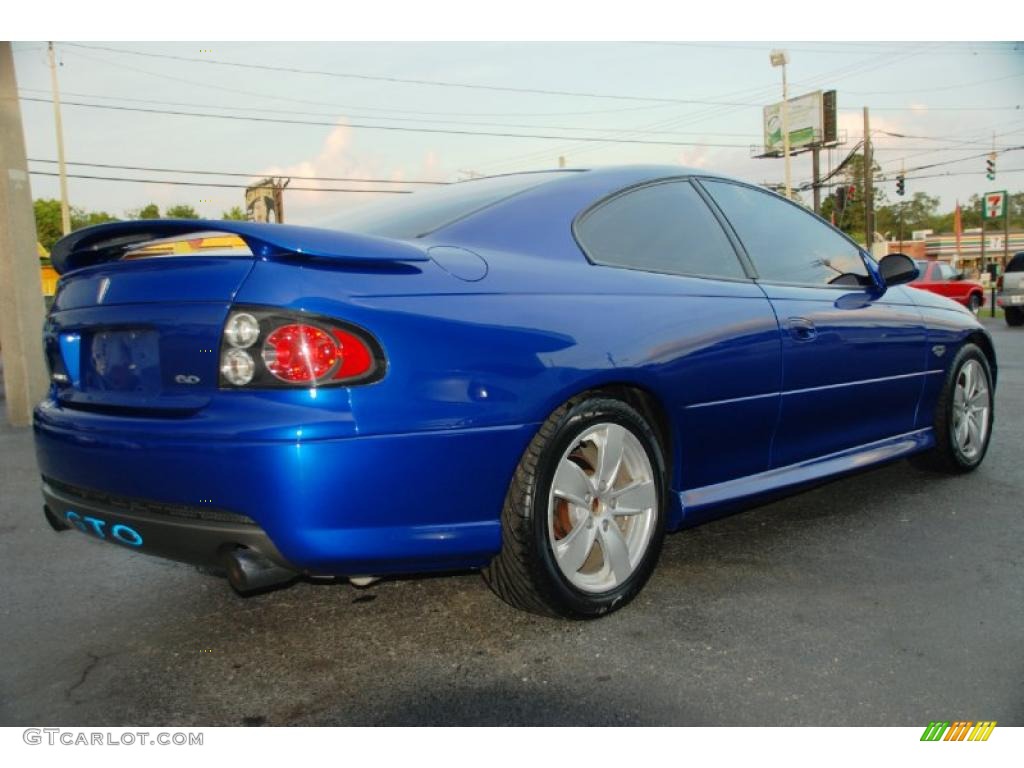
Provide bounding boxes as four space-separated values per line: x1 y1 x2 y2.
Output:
34 399 536 576
42 477 290 570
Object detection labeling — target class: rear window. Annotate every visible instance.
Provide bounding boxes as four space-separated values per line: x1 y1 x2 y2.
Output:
322 171 576 239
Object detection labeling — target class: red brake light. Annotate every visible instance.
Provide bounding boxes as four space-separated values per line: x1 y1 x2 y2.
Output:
262 324 340 383
330 329 373 380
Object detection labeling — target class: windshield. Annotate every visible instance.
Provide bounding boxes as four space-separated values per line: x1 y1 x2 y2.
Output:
321 171 578 239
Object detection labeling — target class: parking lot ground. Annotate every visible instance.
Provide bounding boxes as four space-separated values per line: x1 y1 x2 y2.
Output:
1 318 1022 726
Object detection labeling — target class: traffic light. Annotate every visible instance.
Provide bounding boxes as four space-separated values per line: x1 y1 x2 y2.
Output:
986 153 996 181
896 174 905 196
847 184 856 202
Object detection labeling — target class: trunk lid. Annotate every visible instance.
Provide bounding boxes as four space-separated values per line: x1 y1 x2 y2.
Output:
45 220 428 414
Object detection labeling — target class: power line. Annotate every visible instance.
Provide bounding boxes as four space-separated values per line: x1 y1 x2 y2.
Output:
63 43 774 107
18 97 759 147
28 158 449 185
17 89 769 138
643 42 1023 57
28 170 412 193
70 42 1021 113
23 90 1014 149
60 46 685 120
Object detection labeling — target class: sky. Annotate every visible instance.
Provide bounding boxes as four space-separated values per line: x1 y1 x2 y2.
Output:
11 41 1024 225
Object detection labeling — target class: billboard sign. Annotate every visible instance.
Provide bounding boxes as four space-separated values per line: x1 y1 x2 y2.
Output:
763 90 836 155
245 179 283 223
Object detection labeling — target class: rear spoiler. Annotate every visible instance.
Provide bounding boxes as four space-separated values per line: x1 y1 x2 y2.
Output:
50 219 429 275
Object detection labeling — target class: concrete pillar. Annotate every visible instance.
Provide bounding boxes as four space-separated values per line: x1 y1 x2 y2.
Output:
0 42 49 426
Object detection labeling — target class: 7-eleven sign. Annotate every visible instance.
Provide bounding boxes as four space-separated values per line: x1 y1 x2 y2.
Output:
983 190 1007 220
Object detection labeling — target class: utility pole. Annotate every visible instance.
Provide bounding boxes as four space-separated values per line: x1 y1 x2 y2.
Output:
0 42 51 426
811 146 821 214
863 106 874 251
47 42 70 235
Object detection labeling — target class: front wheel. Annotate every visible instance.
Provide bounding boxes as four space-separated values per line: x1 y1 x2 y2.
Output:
967 293 982 315
483 395 667 618
910 344 994 474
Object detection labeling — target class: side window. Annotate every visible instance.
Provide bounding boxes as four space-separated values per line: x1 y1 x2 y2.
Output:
575 180 746 280
702 180 871 287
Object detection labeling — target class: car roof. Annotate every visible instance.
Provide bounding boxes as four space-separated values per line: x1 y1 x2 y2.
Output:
462 164 742 189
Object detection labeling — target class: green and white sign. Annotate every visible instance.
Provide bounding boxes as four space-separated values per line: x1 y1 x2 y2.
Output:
763 90 823 155
983 190 1007 220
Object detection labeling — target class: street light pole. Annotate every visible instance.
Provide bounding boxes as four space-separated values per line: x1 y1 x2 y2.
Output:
770 49 791 200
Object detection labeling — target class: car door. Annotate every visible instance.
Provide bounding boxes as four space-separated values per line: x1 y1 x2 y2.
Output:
573 178 782 495
699 178 927 468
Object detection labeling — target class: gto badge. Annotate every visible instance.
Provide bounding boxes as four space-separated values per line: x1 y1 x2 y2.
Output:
174 374 201 385
932 345 946 358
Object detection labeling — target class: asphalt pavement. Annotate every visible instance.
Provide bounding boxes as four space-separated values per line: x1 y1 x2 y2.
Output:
1 317 1021 726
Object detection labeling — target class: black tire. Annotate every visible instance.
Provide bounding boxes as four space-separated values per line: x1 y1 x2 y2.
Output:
967 293 982 314
483 394 668 618
1006 307 1024 327
910 343 994 474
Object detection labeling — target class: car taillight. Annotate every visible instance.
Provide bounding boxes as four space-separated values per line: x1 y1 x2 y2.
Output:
219 307 383 389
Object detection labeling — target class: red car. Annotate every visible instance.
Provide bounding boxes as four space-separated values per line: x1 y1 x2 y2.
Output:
911 260 986 313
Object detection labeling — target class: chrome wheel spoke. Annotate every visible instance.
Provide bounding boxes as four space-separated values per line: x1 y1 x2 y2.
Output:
966 414 981 449
596 424 626 492
598 522 632 584
956 414 970 447
610 479 656 516
556 517 597 574
968 386 988 409
552 459 593 509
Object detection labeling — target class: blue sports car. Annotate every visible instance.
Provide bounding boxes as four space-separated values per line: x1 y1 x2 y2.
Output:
35 166 996 617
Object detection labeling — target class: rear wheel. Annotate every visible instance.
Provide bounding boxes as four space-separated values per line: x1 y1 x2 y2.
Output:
910 344 993 474
483 395 667 618
1006 306 1023 327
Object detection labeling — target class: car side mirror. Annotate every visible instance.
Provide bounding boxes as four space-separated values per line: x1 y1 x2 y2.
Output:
878 253 919 288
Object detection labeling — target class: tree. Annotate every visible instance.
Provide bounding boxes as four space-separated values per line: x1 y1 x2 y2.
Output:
33 199 119 251
71 209 118 230
138 203 161 219
876 192 941 240
819 152 886 243
164 204 199 219
34 199 64 252
221 206 247 221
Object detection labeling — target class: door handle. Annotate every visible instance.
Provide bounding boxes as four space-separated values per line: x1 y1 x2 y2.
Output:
785 317 818 341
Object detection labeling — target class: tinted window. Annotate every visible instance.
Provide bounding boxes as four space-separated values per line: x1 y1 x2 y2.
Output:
323 171 575 239
575 181 745 279
703 180 870 287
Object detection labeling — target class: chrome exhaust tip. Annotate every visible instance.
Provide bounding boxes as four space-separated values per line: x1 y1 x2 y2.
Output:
223 547 296 596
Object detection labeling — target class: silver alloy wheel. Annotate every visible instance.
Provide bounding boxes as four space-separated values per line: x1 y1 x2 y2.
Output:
952 358 991 461
547 422 657 594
